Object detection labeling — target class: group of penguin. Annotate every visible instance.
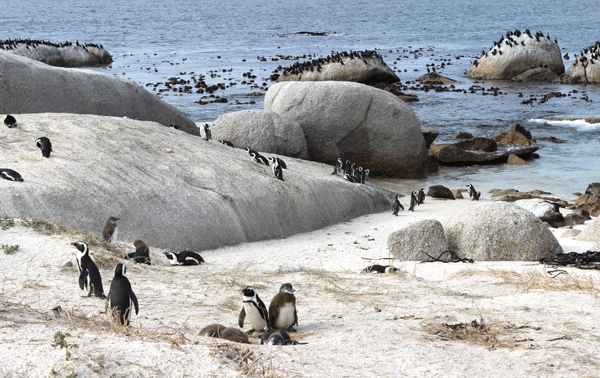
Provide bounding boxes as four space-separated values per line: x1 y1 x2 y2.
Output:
474 29 558 67
391 184 480 216
281 50 381 76
331 158 369 184
1 115 51 182
0 38 103 50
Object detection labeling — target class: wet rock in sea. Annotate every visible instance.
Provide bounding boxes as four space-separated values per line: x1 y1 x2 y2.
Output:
455 132 474 139
421 127 439 149
264 81 427 178
511 67 559 82
211 109 309 159
506 154 528 165
453 137 497 152
427 185 454 199
468 29 565 80
585 182 600 198
428 143 538 166
494 130 535 146
443 202 563 261
559 41 600 84
387 219 449 261
511 123 532 139
1 39 113 67
416 72 456 84
578 217 600 243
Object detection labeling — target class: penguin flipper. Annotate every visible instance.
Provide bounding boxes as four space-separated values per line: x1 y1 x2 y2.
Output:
131 292 139 315
238 307 246 328
78 270 88 291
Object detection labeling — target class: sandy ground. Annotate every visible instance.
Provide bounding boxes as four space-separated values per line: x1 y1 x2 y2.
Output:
1 197 600 378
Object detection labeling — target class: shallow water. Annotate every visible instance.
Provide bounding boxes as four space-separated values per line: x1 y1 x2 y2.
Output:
4 0 600 197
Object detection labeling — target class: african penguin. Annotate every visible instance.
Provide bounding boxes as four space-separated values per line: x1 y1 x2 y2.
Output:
199 323 227 337
35 137 52 158
268 283 298 332
344 160 352 178
332 158 343 175
102 216 119 243
125 240 151 265
218 140 234 147
467 184 481 201
201 123 211 141
0 169 24 182
107 263 139 326
408 191 418 211
72 242 105 298
272 159 284 181
238 286 269 334
361 265 399 274
259 329 306 345
417 188 425 205
392 194 404 216
250 152 269 166
164 250 205 266
4 114 17 128
219 327 251 344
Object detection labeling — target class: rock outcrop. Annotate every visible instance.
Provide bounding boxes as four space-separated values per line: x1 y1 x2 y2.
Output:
211 110 309 159
443 202 562 260
416 72 456 84
512 68 559 82
468 29 564 80
0 52 198 135
578 217 600 243
428 144 538 166
264 81 428 178
585 182 600 198
0 114 393 251
3 42 113 67
514 199 564 227
574 194 600 217
421 128 439 149
427 185 455 200
559 41 600 84
387 219 449 261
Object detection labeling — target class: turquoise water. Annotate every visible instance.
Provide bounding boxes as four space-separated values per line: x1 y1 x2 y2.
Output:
3 0 599 198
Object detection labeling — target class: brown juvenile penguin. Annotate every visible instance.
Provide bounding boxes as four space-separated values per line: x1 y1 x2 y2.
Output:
199 324 227 337
268 283 298 332
102 216 119 243
125 240 151 265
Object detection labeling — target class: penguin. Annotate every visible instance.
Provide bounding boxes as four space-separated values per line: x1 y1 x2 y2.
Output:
199 323 227 337
4 114 17 128
392 194 404 216
201 123 211 141
268 156 287 169
250 152 269 166
0 169 24 182
354 167 363 183
361 265 398 274
72 242 105 298
467 184 481 201
259 329 306 345
218 140 234 147
331 158 343 175
417 188 425 205
408 191 418 211
125 240 151 265
163 250 204 266
35 137 52 158
268 283 298 332
272 159 284 181
106 263 139 326
219 327 250 344
344 160 352 178
102 216 119 243
238 286 269 334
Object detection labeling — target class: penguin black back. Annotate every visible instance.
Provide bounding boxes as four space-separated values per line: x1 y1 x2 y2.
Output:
239 286 269 334
392 194 404 216
417 188 425 205
0 169 24 182
72 242 105 298
4 114 17 128
125 240 151 265
107 263 139 326
35 137 52 158
164 250 205 266
408 191 418 211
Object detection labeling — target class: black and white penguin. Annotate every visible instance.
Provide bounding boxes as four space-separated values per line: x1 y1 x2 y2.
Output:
467 184 481 201
361 265 398 274
72 242 105 298
107 263 139 326
0 169 24 182
35 137 52 158
238 286 269 334
201 123 211 141
408 191 418 211
102 216 119 243
125 240 151 265
344 160 352 178
332 158 343 175
259 329 306 345
392 194 404 216
268 156 287 169
218 140 234 147
250 152 269 166
272 159 284 181
417 188 425 205
4 114 17 128
164 250 205 266
268 283 298 332
354 167 363 183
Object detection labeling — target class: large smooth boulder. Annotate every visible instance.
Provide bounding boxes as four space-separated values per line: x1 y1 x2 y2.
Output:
427 185 455 200
264 81 427 178
468 32 564 80
278 51 399 84
443 202 562 260
559 42 600 84
511 67 559 82
0 113 393 251
5 43 113 67
494 130 536 146
211 110 309 159
578 218 600 243
387 219 449 261
514 199 564 227
428 143 538 166
0 52 198 136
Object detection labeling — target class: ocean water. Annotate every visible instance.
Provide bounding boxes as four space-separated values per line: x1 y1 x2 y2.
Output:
3 0 600 199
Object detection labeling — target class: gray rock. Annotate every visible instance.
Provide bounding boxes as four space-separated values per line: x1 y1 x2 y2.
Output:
468 34 564 80
585 183 600 198
211 110 309 159
264 81 427 178
428 144 538 166
421 128 439 149
443 202 562 261
563 213 588 227
559 42 600 84
387 219 449 261
0 113 393 251
514 199 557 218
427 185 455 200
578 217 600 243
511 67 559 82
0 51 198 136
6 43 113 67
416 72 456 84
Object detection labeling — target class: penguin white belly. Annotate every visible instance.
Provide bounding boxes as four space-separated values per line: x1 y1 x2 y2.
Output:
274 303 296 329
243 302 267 331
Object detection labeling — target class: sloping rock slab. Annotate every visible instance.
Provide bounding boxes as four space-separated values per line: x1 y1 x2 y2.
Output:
0 113 393 251
512 67 558 82
5 43 112 67
429 144 538 166
0 52 198 135
443 202 562 261
388 219 449 261
416 72 456 84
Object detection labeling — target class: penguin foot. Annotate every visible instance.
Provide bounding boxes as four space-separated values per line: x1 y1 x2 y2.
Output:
246 329 256 335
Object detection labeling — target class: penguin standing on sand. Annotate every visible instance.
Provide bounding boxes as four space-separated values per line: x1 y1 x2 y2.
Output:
4 115 17 128
102 216 119 243
35 137 52 158
408 191 418 211
164 250 205 266
268 283 298 332
72 242 105 298
125 240 151 265
392 194 404 216
417 188 425 205
238 286 269 334
0 169 24 181
332 158 343 175
467 184 481 201
201 123 211 141
362 265 398 274
107 263 139 326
